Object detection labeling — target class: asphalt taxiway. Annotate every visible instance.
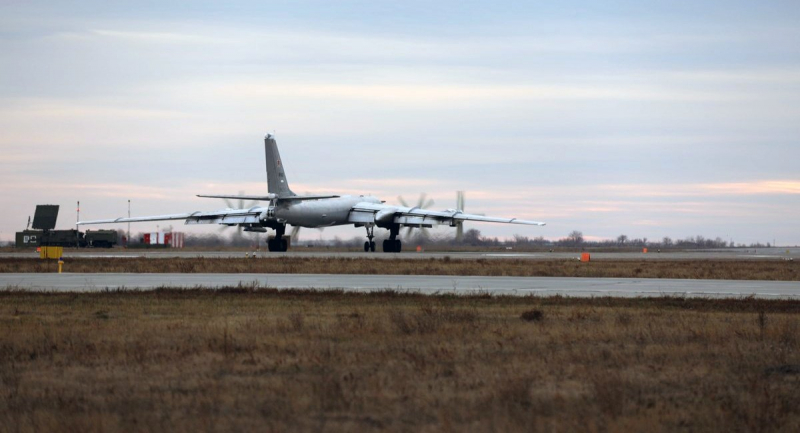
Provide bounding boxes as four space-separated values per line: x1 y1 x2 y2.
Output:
2 273 798 298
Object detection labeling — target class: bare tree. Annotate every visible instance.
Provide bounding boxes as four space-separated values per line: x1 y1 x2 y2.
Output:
463 229 483 245
617 234 628 245
567 230 584 246
513 234 530 245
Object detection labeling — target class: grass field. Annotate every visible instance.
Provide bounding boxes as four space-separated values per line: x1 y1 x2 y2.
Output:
2 257 799 281
1 289 799 432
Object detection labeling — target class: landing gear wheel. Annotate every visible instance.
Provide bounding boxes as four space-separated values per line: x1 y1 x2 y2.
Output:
383 239 402 253
383 224 401 253
363 225 377 253
268 238 289 252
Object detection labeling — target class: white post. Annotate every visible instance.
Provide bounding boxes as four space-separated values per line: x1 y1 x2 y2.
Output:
76 201 80 247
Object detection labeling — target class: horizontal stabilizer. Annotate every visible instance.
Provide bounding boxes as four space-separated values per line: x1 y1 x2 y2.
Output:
197 194 276 201
197 194 339 202
278 194 340 201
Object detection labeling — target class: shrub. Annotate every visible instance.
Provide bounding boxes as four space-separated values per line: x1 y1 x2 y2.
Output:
520 309 544 322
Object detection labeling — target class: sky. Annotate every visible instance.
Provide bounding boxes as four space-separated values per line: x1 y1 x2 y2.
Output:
1 0 799 245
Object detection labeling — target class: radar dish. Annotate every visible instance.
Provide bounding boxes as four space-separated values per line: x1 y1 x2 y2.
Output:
32 205 59 230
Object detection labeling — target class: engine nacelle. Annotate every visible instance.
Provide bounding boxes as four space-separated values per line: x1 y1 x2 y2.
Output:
374 208 396 226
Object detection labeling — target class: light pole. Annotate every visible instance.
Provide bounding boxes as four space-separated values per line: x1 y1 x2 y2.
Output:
127 200 131 248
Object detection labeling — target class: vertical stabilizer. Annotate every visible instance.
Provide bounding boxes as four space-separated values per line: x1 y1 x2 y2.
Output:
264 134 296 197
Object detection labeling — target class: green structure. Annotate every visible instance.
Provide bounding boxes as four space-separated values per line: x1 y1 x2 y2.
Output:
15 205 118 248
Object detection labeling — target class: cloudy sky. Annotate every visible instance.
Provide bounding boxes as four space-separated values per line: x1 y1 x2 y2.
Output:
1 0 799 245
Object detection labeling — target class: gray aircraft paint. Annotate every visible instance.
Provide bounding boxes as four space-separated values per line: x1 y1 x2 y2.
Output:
264 134 295 197
263 133 382 228
276 195 381 228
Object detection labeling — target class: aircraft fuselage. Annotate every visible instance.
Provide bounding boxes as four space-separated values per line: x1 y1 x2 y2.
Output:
275 195 382 228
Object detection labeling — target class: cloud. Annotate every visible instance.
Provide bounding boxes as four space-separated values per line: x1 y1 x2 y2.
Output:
88 29 221 44
602 180 800 198
0 98 186 120
703 181 800 195
212 82 750 105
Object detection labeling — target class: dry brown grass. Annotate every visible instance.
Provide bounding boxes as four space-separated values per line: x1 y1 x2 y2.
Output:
2 257 799 280
1 290 799 432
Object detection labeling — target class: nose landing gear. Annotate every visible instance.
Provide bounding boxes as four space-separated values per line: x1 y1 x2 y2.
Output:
363 225 376 252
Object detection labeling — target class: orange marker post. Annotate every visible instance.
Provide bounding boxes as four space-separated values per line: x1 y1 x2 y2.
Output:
580 253 591 262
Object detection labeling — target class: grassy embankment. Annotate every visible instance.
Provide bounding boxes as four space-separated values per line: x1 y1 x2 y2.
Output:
2 257 799 280
1 290 799 432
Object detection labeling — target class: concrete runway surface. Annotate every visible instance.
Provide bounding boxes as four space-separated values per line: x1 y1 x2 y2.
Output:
2 273 798 298
1 247 799 261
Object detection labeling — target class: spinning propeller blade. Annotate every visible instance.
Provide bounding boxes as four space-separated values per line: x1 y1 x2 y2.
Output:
218 191 258 237
398 192 435 238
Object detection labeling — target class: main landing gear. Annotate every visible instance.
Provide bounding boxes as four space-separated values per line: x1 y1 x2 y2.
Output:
382 224 402 253
267 224 289 252
363 225 401 253
382 239 401 253
363 225 376 252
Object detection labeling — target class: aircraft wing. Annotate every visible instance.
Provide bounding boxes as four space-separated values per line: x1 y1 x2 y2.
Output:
78 207 267 226
349 203 545 227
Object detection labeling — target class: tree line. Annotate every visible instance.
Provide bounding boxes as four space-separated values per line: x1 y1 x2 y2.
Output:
110 228 774 249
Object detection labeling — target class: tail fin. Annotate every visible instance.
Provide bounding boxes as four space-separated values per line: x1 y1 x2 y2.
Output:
264 134 296 197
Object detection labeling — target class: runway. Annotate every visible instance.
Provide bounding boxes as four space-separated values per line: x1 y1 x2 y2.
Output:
2 273 798 298
1 247 798 261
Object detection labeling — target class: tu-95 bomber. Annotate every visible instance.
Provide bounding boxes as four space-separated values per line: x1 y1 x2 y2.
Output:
79 134 545 252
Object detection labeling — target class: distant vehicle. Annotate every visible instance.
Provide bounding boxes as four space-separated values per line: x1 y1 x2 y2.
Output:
79 134 545 252
85 229 117 248
15 229 117 248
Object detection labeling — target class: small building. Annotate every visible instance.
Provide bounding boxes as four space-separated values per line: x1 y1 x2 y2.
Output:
142 232 185 248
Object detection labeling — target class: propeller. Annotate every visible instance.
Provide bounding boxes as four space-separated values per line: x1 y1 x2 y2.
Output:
453 191 482 243
288 224 326 244
218 191 258 237
455 191 465 243
398 193 435 238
